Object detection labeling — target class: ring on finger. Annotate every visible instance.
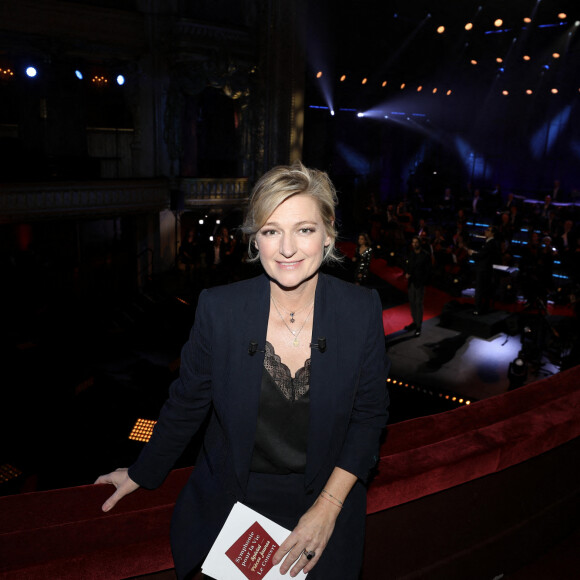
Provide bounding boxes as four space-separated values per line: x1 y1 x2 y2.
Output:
303 550 316 560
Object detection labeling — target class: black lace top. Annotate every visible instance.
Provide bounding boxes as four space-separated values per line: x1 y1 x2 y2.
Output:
250 341 311 474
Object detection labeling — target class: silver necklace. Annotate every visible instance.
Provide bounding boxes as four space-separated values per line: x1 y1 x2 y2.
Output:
270 294 313 323
271 296 314 347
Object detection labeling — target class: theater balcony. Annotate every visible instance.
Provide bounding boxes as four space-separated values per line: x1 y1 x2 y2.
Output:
0 180 170 224
0 177 251 224
1 365 578 580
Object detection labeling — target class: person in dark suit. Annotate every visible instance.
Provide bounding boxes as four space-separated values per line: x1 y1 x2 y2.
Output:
95 162 390 579
404 236 431 336
468 226 500 315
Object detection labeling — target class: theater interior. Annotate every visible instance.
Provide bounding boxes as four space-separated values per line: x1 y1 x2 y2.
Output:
1 1 579 578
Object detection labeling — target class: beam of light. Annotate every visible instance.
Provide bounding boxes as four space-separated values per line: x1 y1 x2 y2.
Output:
374 13 432 78
453 136 490 182
26 66 37 77
335 141 371 175
530 106 572 159
306 16 334 116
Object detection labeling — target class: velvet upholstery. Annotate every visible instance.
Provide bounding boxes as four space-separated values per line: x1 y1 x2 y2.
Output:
1 366 578 579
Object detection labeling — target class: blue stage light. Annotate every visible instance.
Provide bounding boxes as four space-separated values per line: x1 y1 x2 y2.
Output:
75 70 83 80
26 67 37 78
116 75 125 85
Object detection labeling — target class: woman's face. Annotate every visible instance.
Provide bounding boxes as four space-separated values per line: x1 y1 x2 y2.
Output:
256 194 331 290
358 235 366 246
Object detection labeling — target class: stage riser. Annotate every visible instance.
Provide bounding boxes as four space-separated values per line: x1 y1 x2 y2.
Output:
438 302 513 339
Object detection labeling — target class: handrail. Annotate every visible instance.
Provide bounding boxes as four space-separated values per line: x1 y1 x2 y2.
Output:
1 365 578 579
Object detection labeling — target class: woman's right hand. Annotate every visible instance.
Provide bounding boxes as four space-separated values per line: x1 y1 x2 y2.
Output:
94 468 140 512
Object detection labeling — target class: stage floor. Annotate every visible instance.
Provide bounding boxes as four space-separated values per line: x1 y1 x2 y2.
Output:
385 316 560 403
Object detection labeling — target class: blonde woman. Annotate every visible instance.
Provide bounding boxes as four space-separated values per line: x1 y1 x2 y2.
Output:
96 162 389 579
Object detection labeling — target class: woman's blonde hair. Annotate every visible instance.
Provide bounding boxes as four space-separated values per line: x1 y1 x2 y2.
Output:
242 161 340 263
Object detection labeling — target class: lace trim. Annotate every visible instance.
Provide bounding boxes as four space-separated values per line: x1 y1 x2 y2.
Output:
264 341 311 401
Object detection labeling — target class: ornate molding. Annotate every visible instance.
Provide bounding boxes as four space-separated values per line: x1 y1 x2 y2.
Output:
179 177 250 207
0 179 170 223
175 20 253 50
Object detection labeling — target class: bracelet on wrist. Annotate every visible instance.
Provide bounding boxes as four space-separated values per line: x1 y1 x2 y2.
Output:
321 488 344 506
319 494 342 509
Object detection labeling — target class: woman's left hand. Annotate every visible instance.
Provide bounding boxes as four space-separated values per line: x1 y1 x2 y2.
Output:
272 497 341 577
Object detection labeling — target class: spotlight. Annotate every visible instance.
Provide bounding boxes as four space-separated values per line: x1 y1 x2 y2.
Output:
25 66 37 78
361 78 367 84
128 419 157 443
216 219 221 224
494 19 503 27
508 355 528 389
552 53 560 59
357 112 364 118
75 70 83 80
558 13 566 20
381 80 387 87
316 71 323 78
340 74 346 81
116 74 125 85
199 219 204 224
437 25 445 34
330 109 335 116
0 464 22 484
465 22 473 31
551 88 558 94
92 75 108 86
471 59 478 65
523 55 531 61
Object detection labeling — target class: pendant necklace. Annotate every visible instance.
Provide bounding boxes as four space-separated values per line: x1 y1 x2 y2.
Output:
270 294 313 324
271 296 314 347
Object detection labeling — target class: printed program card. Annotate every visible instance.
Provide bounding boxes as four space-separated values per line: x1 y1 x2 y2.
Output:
202 502 305 579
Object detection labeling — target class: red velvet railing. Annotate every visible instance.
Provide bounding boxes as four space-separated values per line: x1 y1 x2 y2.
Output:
1 366 579 579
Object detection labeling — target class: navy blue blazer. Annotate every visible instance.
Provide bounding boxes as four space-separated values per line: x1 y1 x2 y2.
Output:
129 272 390 577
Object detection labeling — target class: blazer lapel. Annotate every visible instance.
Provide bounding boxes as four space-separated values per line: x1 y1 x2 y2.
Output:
306 273 339 488
228 274 271 491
